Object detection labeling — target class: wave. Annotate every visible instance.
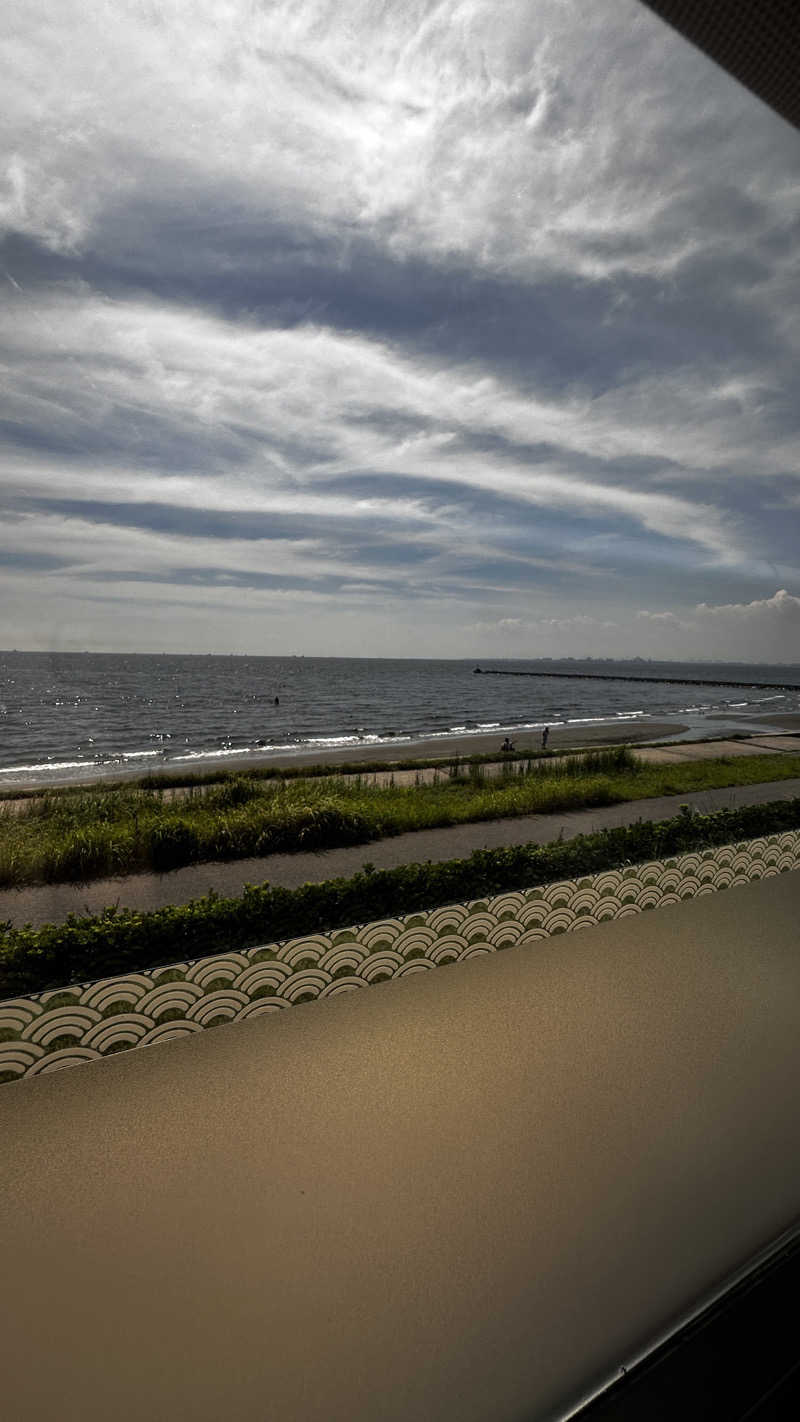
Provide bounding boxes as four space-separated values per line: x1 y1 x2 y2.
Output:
0 747 165 778
2 682 799 786
0 757 99 777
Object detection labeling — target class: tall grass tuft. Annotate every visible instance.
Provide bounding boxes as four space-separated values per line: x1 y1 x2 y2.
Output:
0 747 797 890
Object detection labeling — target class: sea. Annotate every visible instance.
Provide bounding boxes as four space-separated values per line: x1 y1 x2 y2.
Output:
1 651 799 789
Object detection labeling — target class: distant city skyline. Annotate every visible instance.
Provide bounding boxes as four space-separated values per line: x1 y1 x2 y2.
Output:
3 646 800 665
2 1 799 660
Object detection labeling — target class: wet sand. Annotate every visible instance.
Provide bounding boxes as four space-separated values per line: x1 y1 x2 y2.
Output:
0 719 688 796
704 711 800 731
3 873 799 1421
249 718 689 768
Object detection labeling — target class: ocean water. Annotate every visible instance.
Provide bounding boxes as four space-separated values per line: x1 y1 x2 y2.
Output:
1 651 799 787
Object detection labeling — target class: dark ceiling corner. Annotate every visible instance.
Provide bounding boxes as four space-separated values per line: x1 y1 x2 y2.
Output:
641 0 800 129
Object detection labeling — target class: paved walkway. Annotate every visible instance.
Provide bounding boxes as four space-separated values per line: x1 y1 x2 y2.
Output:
635 734 800 765
2 774 799 927
334 734 800 786
3 873 799 1421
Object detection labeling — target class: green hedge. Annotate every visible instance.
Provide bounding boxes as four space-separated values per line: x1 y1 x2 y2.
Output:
2 797 799 998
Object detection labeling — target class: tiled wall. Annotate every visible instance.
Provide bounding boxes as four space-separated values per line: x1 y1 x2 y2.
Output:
2 830 798 1083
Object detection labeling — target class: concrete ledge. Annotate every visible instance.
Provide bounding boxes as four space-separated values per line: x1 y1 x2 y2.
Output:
2 873 800 1420
3 829 799 1083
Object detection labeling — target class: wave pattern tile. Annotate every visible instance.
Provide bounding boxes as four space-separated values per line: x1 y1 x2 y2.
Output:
2 831 799 1083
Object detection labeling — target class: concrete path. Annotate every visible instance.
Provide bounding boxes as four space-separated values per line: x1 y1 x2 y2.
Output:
636 739 795 762
2 775 799 928
332 734 800 785
3 873 799 1422
635 734 800 765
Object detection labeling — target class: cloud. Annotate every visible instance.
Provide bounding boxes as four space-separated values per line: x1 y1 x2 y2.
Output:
636 609 691 628
0 287 747 566
4 0 798 285
691 589 800 659
1 1 799 656
631 591 800 661
466 590 800 663
473 613 620 655
694 589 800 620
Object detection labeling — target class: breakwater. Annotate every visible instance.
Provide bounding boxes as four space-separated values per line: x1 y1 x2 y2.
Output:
473 669 797 692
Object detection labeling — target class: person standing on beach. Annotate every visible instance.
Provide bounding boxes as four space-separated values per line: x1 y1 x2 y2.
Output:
542 726 550 749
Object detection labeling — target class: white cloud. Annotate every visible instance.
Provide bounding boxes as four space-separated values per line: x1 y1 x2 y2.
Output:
2 2 799 657
633 591 800 661
694 589 800 620
637 609 688 626
470 592 800 662
2 287 746 563
3 0 798 286
691 588 800 658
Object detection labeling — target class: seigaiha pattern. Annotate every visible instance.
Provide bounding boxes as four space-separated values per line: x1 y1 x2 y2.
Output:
2 830 799 1084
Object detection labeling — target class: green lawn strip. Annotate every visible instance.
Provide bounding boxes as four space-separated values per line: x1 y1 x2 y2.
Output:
1 797 798 999
0 741 609 803
1 749 800 891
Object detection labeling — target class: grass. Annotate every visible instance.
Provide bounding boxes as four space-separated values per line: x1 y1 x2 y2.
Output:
0 742 595 803
3 795 799 1000
0 746 799 890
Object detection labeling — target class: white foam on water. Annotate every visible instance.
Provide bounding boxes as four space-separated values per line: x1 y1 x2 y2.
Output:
561 715 621 726
171 746 277 762
304 733 384 748
0 758 96 776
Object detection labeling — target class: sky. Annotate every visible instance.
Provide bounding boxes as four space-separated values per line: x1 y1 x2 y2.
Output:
2 0 799 662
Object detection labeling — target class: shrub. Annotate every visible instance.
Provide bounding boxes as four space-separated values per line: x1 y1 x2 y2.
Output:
4 746 799 891
1 797 798 999
148 821 201 872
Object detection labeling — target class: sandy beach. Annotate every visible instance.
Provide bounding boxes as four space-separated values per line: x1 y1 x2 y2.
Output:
0 717 691 795
241 718 691 768
7 710 800 797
